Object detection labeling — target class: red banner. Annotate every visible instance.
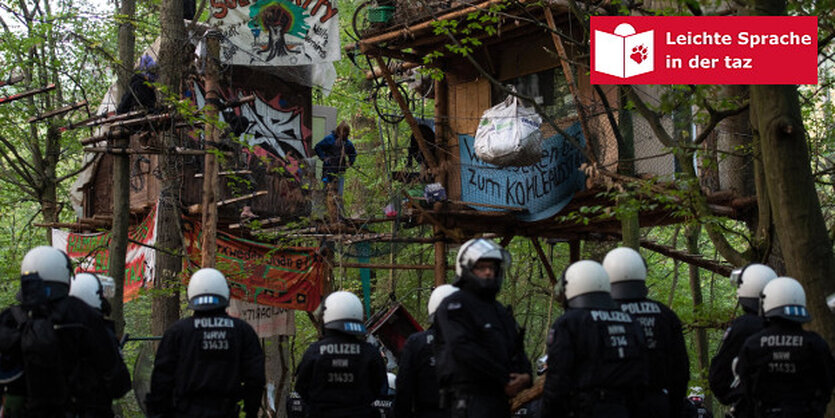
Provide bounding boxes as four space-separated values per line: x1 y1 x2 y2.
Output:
590 16 818 85
52 204 158 302
183 221 323 311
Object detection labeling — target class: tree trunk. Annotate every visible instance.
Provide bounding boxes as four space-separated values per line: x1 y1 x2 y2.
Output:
717 85 753 196
617 87 640 249
152 0 187 336
751 1 835 356
686 225 711 409
109 0 136 339
40 125 61 244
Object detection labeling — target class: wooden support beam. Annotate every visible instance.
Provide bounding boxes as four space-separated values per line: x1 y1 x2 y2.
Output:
201 31 222 269
85 110 146 127
375 56 438 171
0 84 56 105
28 100 88 123
543 7 593 145
194 169 252 178
229 216 283 229
0 74 24 88
640 239 734 276
365 61 421 80
222 94 256 109
531 237 558 285
411 197 525 212
359 44 423 64
187 190 268 214
337 262 453 271
83 146 227 156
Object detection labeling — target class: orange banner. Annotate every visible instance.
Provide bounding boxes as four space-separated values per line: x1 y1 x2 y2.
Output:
183 221 323 311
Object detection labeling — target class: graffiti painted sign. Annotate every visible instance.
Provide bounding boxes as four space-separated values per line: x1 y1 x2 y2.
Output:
210 0 341 66
459 123 586 222
52 204 158 301
183 220 323 311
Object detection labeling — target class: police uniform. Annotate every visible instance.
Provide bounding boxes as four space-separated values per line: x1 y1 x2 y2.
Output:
0 291 131 417
708 313 764 416
145 310 265 417
737 319 835 417
434 289 531 418
541 306 649 418
395 327 449 418
616 298 689 417
295 329 387 417
286 391 306 418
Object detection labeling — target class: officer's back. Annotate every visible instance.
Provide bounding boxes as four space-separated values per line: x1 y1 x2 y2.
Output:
708 264 776 417
0 246 130 417
737 277 835 418
295 291 387 418
542 260 649 418
145 268 266 418
395 285 458 418
604 247 689 417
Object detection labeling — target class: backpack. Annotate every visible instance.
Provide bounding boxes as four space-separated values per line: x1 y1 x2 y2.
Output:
10 303 71 408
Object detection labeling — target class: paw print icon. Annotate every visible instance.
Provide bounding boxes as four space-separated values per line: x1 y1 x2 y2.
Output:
594 23 655 78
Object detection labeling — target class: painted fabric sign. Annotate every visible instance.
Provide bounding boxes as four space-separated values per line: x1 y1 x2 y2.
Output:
459 122 586 222
210 0 340 66
52 203 158 301
228 299 296 337
183 221 323 311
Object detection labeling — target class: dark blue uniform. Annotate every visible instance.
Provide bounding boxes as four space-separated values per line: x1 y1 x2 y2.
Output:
434 290 531 418
616 299 689 417
542 307 649 418
286 391 306 418
0 295 131 417
737 320 835 417
145 311 265 418
295 330 387 418
708 313 764 417
395 327 448 418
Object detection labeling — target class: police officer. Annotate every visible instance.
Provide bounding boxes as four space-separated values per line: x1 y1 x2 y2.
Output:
434 238 532 418
295 291 387 417
541 260 649 418
145 268 265 417
69 272 132 417
512 354 548 418
374 372 396 418
737 277 835 417
708 263 777 417
395 284 458 418
0 246 131 417
603 247 689 417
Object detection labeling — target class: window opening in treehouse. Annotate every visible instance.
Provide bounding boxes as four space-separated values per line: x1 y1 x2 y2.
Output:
491 68 576 122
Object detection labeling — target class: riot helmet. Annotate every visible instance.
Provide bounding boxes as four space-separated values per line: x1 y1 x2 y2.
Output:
187 268 230 311
19 246 73 304
562 260 615 309
730 263 777 313
322 291 366 336
602 247 648 300
760 277 810 323
20 246 73 285
453 238 511 297
427 284 459 321
70 272 115 315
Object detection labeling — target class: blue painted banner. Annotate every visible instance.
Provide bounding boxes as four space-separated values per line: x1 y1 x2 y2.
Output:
459 122 586 222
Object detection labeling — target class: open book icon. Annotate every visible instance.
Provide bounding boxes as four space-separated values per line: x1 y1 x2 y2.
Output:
595 23 654 78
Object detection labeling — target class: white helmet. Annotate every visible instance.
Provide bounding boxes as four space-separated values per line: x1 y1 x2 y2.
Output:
20 246 72 285
731 264 777 312
323 291 366 335
454 238 511 295
70 272 106 311
563 260 614 309
187 268 230 311
602 247 648 300
427 284 459 320
761 277 810 322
